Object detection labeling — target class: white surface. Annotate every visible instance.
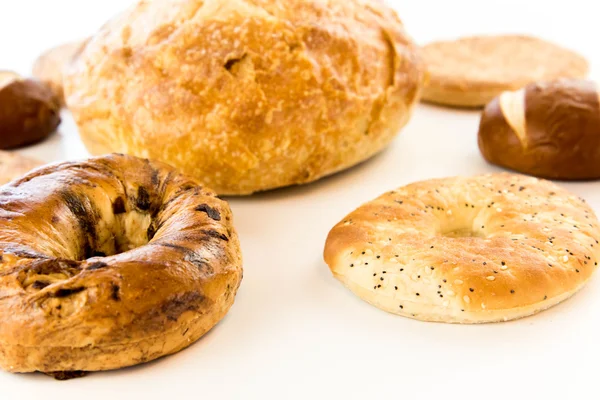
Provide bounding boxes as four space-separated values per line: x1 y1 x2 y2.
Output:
1 1 600 399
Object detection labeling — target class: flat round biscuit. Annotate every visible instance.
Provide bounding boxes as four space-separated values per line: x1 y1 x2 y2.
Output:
324 173 600 323
0 151 43 185
421 35 589 107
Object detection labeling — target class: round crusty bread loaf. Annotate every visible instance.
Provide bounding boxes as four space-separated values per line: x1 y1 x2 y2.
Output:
421 35 588 107
478 79 600 180
324 173 600 323
64 0 425 195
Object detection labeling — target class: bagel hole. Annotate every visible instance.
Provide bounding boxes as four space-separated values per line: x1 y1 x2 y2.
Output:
92 211 153 258
59 191 154 260
442 228 485 238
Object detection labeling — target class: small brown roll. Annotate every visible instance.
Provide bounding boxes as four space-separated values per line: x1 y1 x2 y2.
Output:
478 79 600 180
0 71 61 150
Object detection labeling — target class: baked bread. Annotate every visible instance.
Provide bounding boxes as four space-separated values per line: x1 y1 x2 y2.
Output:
0 71 60 149
324 173 600 323
479 79 600 180
32 40 87 107
0 154 242 376
0 151 42 185
64 0 425 195
421 35 588 107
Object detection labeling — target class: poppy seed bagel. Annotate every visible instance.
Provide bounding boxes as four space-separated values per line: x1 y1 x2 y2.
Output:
324 173 600 323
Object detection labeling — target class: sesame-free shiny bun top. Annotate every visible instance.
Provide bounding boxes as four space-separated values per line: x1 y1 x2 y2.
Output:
64 0 425 195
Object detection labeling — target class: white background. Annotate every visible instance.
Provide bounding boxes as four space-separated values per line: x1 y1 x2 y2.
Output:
1 0 599 399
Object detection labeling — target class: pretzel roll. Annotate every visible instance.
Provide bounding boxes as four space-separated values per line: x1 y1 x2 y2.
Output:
479 79 600 180
324 173 600 323
0 154 242 376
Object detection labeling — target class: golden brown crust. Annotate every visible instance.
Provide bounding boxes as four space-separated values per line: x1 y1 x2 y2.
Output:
324 173 600 323
0 72 61 150
421 35 589 107
0 151 43 185
0 154 243 373
64 0 425 195
32 40 88 107
479 79 600 180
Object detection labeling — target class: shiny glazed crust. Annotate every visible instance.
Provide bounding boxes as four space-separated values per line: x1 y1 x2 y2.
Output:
478 79 600 180
0 154 243 373
421 35 588 107
0 151 43 185
64 0 425 195
324 173 600 323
